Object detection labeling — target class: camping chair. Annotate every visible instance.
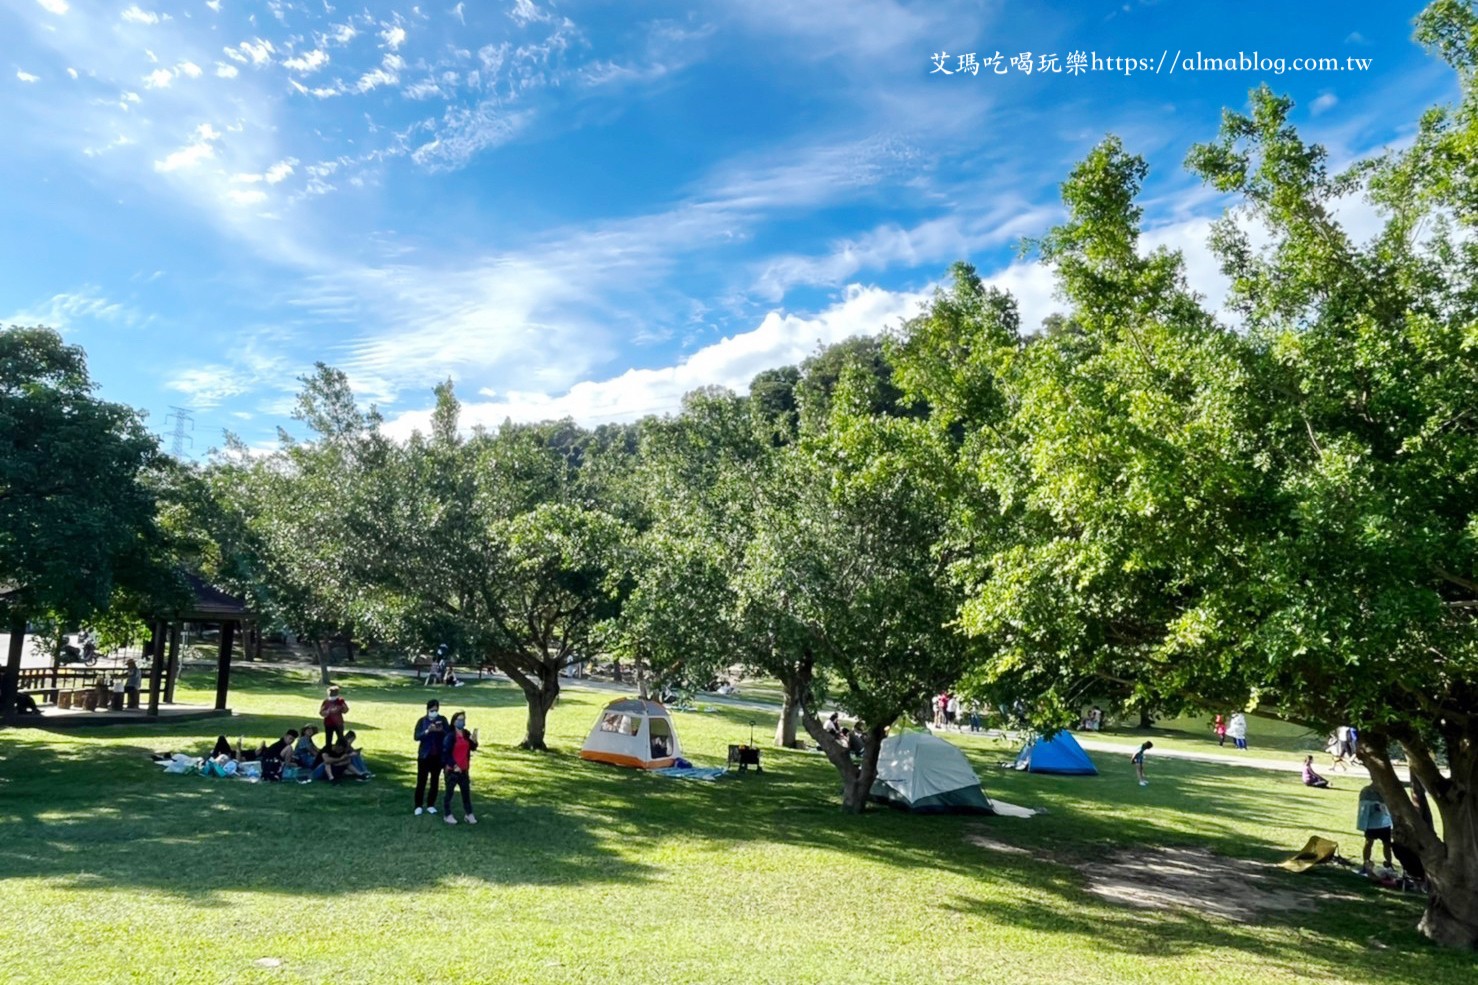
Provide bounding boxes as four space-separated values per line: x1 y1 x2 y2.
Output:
1281 836 1339 873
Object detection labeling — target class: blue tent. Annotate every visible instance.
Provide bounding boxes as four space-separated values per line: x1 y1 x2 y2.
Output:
1014 731 1099 775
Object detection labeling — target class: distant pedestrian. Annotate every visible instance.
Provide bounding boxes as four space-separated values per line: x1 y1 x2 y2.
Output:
441 711 479 826
124 658 142 709
319 685 349 747
934 693 948 729
1227 712 1248 750
1131 741 1153 786
1213 714 1227 747
945 694 959 729
968 703 982 733
413 699 447 816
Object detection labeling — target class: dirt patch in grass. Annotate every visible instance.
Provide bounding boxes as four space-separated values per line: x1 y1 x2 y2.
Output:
1080 845 1358 922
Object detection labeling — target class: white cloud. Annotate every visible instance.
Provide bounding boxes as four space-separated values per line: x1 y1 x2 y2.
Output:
121 5 161 25
411 104 531 170
16 70 40 83
452 2 465 25
66 67 78 79
35 0 69 14
225 39 275 66
1311 92 1338 116
265 160 295 183
355 55 401 92
381 26 407 49
153 123 222 173
165 366 252 408
227 188 268 205
216 63 239 78
5 287 140 329
509 0 548 26
143 67 174 88
380 283 927 434
282 49 329 73
322 23 357 46
207 0 222 10
404 79 443 100
177 60 203 78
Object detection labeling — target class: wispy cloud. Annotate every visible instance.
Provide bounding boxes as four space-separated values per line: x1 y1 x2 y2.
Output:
5 286 144 329
282 49 329 73
381 26 407 50
35 0 68 15
16 70 40 83
121 5 162 26
153 123 221 173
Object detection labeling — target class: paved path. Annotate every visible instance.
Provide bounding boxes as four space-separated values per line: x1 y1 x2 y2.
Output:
1071 735 1405 782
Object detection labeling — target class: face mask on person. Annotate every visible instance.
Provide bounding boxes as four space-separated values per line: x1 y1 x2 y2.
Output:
454 718 465 730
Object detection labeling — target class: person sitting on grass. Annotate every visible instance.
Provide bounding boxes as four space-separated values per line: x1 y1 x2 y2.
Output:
1302 755 1331 788
257 729 299 782
294 725 322 769
317 731 370 784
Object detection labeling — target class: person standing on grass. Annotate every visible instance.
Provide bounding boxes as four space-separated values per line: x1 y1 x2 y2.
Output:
441 711 479 826
1227 712 1248 750
1213 713 1227 746
320 685 349 747
945 694 959 730
1357 782 1395 875
1131 741 1153 786
413 699 447 816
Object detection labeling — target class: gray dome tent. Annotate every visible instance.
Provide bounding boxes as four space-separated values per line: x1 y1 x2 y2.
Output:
869 732 994 814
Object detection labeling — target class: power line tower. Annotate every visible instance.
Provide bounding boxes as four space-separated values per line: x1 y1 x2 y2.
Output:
164 406 195 460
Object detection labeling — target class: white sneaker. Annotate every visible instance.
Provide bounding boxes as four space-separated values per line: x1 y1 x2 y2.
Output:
444 814 457 825
414 807 424 816
1139 780 1149 787
465 814 477 825
427 806 438 814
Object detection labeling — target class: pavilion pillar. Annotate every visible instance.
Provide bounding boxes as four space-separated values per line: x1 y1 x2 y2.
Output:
214 621 235 711
164 623 181 704
2 614 26 725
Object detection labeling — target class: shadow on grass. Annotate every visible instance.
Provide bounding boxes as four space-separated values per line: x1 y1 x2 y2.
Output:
0 669 1468 982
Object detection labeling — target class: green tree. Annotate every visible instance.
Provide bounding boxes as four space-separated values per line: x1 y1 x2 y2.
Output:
0 327 177 719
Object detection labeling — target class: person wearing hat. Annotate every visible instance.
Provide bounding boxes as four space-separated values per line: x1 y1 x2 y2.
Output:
412 698 448 815
319 685 349 748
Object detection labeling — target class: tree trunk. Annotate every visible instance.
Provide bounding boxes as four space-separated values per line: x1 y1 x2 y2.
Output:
1363 731 1478 949
774 690 801 748
2 613 26 725
314 640 331 686
611 658 622 683
800 701 891 813
1136 703 1154 729
517 666 561 751
775 651 814 749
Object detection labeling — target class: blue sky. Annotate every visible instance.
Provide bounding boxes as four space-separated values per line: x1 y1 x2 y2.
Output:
1 0 1454 453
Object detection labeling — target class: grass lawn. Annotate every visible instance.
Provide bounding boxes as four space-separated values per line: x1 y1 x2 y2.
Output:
0 668 1469 984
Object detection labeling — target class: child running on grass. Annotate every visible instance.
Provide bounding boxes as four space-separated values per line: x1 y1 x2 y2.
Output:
1132 741 1153 786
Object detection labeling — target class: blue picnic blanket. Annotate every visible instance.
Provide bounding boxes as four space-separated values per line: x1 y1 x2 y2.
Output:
651 766 727 781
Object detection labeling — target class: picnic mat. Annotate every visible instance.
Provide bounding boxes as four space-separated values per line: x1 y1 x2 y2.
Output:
990 800 1038 818
651 766 727 781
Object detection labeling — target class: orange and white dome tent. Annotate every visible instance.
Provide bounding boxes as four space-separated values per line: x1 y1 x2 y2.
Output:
579 698 682 769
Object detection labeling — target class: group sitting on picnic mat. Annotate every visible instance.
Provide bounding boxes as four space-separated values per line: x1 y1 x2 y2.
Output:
154 687 479 817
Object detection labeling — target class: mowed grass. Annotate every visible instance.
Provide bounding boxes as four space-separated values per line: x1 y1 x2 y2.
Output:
0 669 1470 985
